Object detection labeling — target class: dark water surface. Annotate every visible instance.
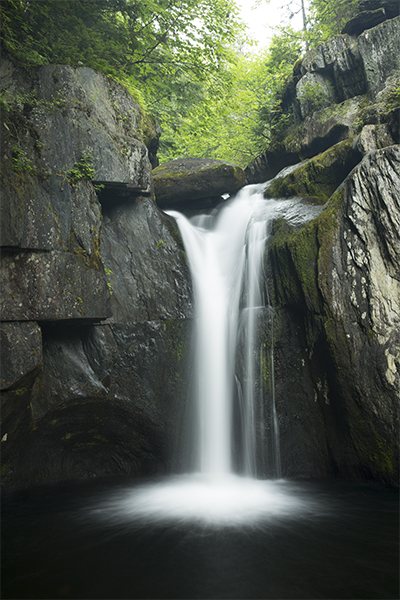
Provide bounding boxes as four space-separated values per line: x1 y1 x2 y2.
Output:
2 477 399 599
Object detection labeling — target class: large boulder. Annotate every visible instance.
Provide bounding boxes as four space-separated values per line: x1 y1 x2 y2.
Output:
342 8 387 36
153 158 246 210
359 0 399 19
0 60 153 200
288 96 365 159
298 17 400 102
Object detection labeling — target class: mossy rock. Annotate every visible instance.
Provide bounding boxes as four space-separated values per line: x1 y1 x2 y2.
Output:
153 158 246 210
269 215 324 313
265 138 362 204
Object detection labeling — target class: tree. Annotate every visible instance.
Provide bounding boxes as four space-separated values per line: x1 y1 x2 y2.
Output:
159 26 303 166
279 0 310 48
0 0 245 106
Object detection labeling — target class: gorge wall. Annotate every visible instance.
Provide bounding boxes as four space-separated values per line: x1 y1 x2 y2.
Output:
1 61 192 488
250 10 400 485
1 8 399 489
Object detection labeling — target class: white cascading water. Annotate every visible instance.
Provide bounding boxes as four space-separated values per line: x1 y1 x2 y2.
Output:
168 184 281 478
92 181 323 525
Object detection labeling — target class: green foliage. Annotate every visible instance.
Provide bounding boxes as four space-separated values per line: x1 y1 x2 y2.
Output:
67 152 95 184
1 0 244 102
101 259 114 295
385 81 400 112
0 0 363 170
11 145 35 174
156 239 166 250
159 27 304 166
299 80 332 114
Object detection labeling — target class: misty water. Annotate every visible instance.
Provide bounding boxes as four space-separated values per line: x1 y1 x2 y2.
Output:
2 184 399 599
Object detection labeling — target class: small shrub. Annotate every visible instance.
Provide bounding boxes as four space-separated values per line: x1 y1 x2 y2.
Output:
67 151 95 184
11 146 36 174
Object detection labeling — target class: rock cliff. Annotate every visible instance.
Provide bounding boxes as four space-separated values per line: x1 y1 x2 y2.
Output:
268 147 399 484
1 60 192 488
254 12 400 485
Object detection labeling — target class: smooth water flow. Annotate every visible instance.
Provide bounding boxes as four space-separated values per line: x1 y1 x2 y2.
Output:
94 184 324 525
170 189 272 475
169 183 320 479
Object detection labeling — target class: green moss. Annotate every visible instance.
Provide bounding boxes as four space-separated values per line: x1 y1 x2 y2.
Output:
14 386 29 397
93 434 108 443
266 138 359 203
288 221 320 308
316 188 342 285
156 239 166 250
268 182 345 314
385 81 400 112
269 215 321 310
268 219 303 306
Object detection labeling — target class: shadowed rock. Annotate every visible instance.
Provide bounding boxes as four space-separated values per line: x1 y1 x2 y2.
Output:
342 8 387 37
0 322 42 390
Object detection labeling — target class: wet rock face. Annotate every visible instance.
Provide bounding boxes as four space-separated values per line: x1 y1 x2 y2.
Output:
1 61 153 198
153 158 246 209
323 146 400 381
0 317 192 488
268 146 400 484
272 308 332 480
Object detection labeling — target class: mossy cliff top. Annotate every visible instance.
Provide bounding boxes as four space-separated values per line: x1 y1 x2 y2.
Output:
265 138 362 204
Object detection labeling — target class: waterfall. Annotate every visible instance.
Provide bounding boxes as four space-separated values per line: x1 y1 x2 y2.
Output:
92 181 323 525
168 184 282 478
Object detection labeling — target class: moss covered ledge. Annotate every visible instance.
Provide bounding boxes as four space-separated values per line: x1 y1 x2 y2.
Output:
265 138 362 203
